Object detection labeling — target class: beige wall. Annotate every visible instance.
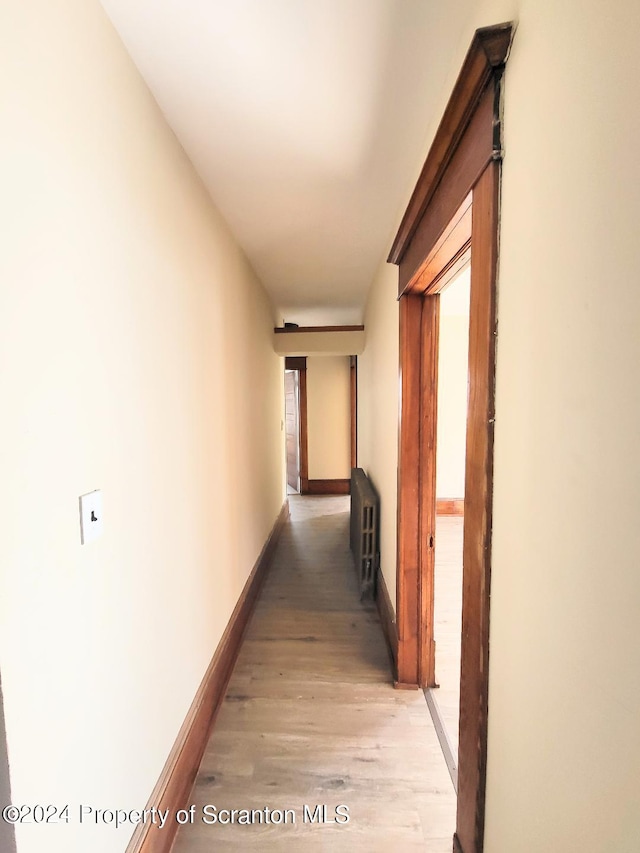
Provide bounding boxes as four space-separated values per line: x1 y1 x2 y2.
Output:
357 263 399 605
487 1 640 848
0 2 283 851
436 276 470 500
359 0 640 849
306 356 351 480
3 0 640 850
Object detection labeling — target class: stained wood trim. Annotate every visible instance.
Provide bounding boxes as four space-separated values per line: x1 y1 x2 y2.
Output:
404 194 472 296
453 834 465 853
306 478 350 495
398 84 494 294
388 22 512 265
125 501 290 853
419 295 440 688
275 325 364 334
433 246 472 298
436 499 465 516
350 355 358 469
376 566 398 673
456 160 499 853
396 294 423 686
284 356 307 371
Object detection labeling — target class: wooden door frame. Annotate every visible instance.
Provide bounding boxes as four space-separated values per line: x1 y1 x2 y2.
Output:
284 357 309 493
286 354 355 495
389 24 513 853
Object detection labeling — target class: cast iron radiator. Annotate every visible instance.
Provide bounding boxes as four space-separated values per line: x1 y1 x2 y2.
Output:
349 468 380 599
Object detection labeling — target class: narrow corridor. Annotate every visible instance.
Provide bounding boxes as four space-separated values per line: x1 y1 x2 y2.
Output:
173 496 456 852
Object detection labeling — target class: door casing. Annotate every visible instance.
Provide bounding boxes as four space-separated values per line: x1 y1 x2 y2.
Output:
388 23 514 853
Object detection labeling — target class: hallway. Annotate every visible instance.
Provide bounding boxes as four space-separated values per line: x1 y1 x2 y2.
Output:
173 496 456 852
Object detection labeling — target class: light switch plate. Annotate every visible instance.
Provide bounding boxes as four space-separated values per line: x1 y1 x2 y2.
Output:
79 490 103 544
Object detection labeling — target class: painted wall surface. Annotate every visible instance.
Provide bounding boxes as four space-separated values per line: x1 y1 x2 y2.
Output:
485 2 640 849
357 263 400 606
306 356 351 480
359 0 640 849
436 279 470 499
0 2 283 851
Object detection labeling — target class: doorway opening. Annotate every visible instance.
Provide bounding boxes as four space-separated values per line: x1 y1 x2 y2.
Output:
284 354 357 497
427 262 471 791
284 356 308 495
284 368 301 494
388 23 513 853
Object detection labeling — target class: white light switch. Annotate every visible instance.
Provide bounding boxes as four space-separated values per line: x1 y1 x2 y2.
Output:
79 490 103 544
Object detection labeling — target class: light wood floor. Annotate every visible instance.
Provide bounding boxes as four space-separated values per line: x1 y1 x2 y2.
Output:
173 496 456 852
433 516 464 762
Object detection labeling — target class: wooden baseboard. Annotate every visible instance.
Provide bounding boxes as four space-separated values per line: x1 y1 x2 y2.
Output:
436 498 464 516
375 567 398 676
305 478 350 495
126 500 290 853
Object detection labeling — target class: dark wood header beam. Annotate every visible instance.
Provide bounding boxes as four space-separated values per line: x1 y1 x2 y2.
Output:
274 325 364 334
284 356 307 371
387 22 513 268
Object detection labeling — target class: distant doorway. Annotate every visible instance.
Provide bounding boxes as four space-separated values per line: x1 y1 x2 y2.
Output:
285 369 300 493
284 356 308 494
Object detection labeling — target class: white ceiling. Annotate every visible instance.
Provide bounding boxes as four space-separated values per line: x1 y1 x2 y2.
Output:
99 0 451 325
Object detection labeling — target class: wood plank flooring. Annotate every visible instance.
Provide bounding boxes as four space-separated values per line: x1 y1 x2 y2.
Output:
172 496 456 852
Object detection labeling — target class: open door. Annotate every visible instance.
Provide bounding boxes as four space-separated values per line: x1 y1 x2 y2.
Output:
284 356 309 494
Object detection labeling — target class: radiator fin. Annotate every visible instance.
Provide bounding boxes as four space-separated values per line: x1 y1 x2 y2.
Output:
349 468 380 599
